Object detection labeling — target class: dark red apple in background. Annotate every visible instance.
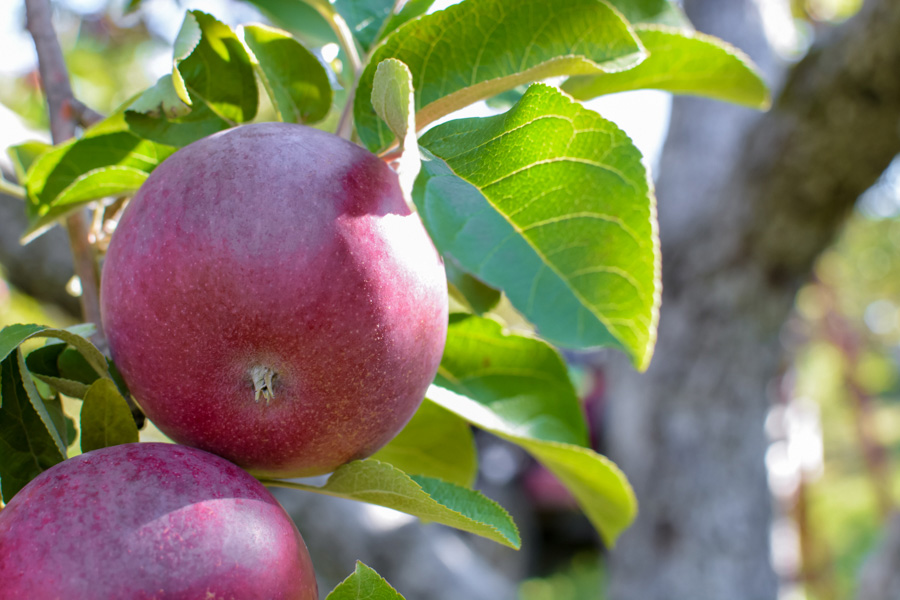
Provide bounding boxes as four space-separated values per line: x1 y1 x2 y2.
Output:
100 123 448 477
0 443 317 599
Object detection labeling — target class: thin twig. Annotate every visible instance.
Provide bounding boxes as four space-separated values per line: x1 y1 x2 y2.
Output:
0 176 26 199
25 0 105 347
71 99 104 128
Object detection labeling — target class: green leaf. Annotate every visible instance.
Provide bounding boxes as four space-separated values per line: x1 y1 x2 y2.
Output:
242 0 337 47
445 257 501 316
604 0 690 28
15 349 66 456
127 74 192 118
177 11 258 125
79 379 140 453
562 25 771 109
428 314 636 546
372 399 477 487
26 344 101 399
371 58 418 199
437 315 587 445
333 0 393 51
8 141 52 183
417 84 660 368
262 459 520 548
0 324 110 380
243 24 332 124
354 0 646 151
326 562 406 600
0 353 65 502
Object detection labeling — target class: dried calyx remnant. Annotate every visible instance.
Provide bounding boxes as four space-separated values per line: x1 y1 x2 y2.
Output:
250 365 277 403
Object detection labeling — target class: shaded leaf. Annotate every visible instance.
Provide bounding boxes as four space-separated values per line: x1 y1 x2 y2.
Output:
242 0 337 47
333 0 393 51
326 562 406 600
0 353 65 502
354 0 646 150
417 84 660 368
16 349 66 456
243 24 332 124
445 257 501 316
0 324 109 380
562 25 770 109
80 379 140 453
262 459 520 548
373 399 477 487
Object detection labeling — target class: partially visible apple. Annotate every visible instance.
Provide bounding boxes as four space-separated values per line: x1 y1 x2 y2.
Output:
0 443 317 599
100 122 448 477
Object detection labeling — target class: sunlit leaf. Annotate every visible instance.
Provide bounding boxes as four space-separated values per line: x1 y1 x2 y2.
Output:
243 24 332 124
354 0 645 150
262 459 520 548
563 25 770 109
373 400 477 487
326 562 406 600
417 84 659 367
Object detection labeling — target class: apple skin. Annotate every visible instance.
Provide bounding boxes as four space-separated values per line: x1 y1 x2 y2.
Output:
0 443 317 600
100 122 448 477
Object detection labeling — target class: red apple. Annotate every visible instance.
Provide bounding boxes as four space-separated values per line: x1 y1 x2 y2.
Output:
100 122 448 477
0 443 317 600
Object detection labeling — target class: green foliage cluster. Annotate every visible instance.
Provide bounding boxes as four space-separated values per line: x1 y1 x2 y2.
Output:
0 0 768 593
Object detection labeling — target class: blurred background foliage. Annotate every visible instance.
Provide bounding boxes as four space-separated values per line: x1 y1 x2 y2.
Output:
1 0 896 598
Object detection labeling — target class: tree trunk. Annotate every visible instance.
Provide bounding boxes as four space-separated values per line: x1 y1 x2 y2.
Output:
606 0 900 598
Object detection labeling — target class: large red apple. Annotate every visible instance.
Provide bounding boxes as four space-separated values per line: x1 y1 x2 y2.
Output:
101 123 448 477
0 443 317 599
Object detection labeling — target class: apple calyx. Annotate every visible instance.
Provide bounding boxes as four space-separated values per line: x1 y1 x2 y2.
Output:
249 365 277 403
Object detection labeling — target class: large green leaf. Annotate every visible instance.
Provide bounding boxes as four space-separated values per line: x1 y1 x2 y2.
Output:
372 400 477 487
563 25 770 108
80 379 140 453
417 84 660 368
354 0 646 151
0 353 65 502
261 459 520 548
326 562 406 600
243 24 332 124
428 314 637 545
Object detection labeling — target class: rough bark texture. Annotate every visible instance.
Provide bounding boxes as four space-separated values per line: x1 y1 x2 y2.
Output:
607 1 900 599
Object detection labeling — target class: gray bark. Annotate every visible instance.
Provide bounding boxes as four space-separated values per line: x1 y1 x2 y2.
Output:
857 512 900 600
0 190 79 317
607 0 900 599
